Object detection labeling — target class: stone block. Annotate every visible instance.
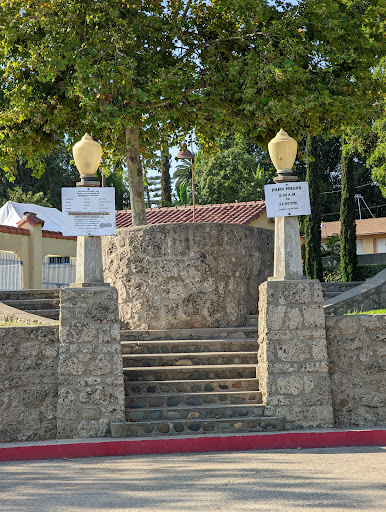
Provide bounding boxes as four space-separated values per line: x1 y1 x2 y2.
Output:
277 340 310 362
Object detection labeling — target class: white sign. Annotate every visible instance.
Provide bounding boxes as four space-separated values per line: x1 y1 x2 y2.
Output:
62 187 116 236
264 182 311 218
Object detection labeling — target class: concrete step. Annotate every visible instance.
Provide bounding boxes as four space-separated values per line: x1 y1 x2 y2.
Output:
126 403 265 422
0 289 60 301
245 314 259 326
120 326 258 342
126 390 263 409
321 282 364 294
323 291 342 299
2 299 60 310
121 338 257 355
111 416 285 437
124 364 257 382
126 378 260 394
123 351 257 368
23 309 59 320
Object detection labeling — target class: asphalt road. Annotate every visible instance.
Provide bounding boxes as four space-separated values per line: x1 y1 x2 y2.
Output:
0 446 385 512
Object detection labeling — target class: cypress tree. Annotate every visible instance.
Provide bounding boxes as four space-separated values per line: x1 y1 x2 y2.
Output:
160 144 172 206
340 144 357 281
304 134 323 280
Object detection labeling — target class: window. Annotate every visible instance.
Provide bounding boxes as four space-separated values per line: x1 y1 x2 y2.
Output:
377 238 386 254
48 256 71 264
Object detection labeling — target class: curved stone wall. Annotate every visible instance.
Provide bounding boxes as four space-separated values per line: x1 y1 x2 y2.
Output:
102 223 274 329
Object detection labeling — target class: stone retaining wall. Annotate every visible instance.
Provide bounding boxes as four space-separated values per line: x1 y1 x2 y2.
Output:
324 268 386 315
102 223 274 329
0 326 59 442
326 314 386 427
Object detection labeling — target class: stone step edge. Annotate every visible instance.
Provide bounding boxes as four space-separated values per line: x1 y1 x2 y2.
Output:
111 416 285 437
123 364 257 371
120 326 258 338
24 310 59 317
123 351 257 359
127 390 262 399
127 378 259 385
121 338 257 345
126 403 265 413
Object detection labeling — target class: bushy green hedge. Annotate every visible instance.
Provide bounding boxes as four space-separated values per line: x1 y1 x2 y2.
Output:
322 264 386 282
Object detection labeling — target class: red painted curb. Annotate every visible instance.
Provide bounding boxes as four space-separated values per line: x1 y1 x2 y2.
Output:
1 429 385 462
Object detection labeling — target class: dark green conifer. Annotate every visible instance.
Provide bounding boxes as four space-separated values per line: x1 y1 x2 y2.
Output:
304 135 323 280
340 145 357 281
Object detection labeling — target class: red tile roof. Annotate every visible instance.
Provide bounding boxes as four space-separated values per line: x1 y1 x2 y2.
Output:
42 230 77 241
116 201 267 228
0 224 30 236
322 217 386 238
17 212 45 229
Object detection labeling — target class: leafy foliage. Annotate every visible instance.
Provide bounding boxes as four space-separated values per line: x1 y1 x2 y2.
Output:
2 187 52 208
0 148 78 209
323 264 386 282
194 140 270 204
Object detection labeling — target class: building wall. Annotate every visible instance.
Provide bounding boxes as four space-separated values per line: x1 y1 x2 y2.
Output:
250 213 275 230
0 326 59 442
102 223 274 329
326 315 386 427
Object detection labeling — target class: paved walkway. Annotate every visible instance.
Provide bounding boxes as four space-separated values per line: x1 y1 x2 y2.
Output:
0 446 385 511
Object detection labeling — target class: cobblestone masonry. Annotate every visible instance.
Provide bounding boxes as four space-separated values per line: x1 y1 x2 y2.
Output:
57 287 125 439
257 280 334 429
102 223 274 329
0 326 59 443
326 314 386 427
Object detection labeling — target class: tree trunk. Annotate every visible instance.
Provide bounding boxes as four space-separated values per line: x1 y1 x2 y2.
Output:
304 134 323 281
340 142 357 281
126 126 147 226
160 143 172 206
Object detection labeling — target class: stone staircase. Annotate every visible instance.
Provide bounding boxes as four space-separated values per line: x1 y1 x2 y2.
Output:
321 281 364 300
0 289 60 320
111 326 284 438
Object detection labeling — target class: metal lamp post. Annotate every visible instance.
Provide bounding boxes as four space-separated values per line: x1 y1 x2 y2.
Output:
267 129 305 280
177 144 196 222
71 133 108 287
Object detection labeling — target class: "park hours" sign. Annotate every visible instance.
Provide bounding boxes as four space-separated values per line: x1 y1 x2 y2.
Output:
264 182 311 218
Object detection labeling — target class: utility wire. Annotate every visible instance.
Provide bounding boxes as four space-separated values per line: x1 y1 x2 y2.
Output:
321 183 376 194
322 202 386 218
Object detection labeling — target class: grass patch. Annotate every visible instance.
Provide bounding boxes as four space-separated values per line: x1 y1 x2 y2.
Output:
346 309 386 315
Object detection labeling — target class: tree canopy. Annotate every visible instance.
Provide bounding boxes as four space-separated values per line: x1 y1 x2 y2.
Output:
0 0 384 222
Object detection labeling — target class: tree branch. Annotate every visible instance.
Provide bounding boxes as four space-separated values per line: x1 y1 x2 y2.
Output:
180 32 267 59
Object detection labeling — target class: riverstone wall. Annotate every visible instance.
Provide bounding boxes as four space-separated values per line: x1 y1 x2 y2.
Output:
326 314 386 427
0 326 59 442
102 223 274 329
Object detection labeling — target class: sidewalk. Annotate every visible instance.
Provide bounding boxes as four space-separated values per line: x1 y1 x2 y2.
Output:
1 445 385 512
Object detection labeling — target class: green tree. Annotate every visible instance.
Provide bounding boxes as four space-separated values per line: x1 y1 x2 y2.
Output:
160 144 172 207
194 143 266 204
2 187 53 208
340 144 358 281
0 1 198 225
0 148 78 209
1 0 384 225
304 135 323 280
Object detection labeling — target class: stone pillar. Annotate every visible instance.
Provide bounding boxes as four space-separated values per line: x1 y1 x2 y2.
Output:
74 235 105 287
257 279 334 429
57 286 125 439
